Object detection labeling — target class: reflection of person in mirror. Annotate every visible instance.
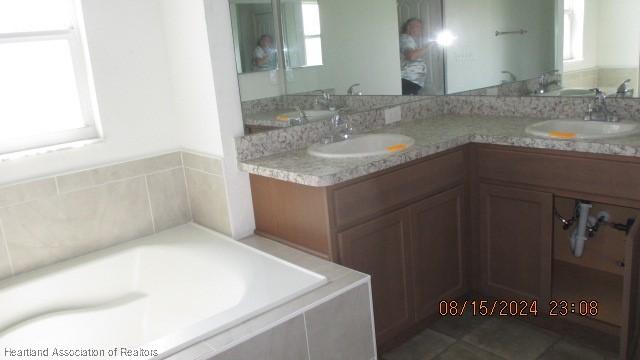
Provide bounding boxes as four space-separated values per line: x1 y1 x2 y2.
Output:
253 34 277 71
400 18 430 95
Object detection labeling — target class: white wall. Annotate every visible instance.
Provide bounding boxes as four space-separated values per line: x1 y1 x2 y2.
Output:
204 0 257 239
313 0 401 95
161 0 223 156
0 0 180 185
445 0 556 93
239 70 284 100
596 0 640 68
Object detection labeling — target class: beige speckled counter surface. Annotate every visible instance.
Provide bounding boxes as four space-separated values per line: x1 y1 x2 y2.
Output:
244 110 297 128
239 115 640 187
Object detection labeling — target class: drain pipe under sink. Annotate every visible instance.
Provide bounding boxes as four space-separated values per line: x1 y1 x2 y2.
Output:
570 202 593 257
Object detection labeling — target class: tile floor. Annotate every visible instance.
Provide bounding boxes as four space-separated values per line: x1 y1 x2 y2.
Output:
382 314 619 360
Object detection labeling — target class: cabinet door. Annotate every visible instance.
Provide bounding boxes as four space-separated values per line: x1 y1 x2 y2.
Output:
479 184 552 303
337 209 413 343
410 186 467 322
621 220 640 359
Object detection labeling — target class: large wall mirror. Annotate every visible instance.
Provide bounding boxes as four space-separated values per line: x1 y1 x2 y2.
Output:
229 0 640 130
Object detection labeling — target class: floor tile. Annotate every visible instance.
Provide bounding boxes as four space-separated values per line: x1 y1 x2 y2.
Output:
462 318 559 360
435 341 503 360
429 311 488 339
538 340 606 360
384 329 455 360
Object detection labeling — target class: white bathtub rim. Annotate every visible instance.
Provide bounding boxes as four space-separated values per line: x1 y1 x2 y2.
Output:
163 276 373 360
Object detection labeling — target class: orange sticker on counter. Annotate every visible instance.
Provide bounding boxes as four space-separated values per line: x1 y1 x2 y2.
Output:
548 131 577 139
386 144 408 152
276 114 290 121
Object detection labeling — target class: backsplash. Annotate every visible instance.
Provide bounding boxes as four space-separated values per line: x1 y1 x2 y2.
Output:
0 151 230 280
454 77 545 97
241 94 425 117
236 95 640 161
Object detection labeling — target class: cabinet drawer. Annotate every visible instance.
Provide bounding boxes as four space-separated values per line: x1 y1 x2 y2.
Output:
333 150 465 229
477 147 640 202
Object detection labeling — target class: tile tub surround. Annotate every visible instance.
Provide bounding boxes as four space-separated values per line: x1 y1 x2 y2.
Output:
239 114 640 187
0 151 230 280
165 234 376 360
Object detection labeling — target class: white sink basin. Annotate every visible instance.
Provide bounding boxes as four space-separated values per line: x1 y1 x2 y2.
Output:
525 120 639 140
308 134 415 159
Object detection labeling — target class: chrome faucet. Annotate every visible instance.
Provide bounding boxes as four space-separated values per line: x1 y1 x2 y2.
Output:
290 106 309 126
616 79 634 97
584 88 618 122
533 70 560 94
314 90 336 110
501 71 517 83
322 111 353 143
347 83 363 96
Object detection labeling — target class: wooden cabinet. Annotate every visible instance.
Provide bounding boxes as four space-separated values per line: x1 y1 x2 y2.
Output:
410 186 467 322
337 209 413 343
622 221 640 359
336 187 469 344
250 144 640 356
479 184 553 303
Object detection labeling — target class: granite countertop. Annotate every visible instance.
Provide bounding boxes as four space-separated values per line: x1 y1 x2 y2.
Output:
239 115 640 187
244 110 296 128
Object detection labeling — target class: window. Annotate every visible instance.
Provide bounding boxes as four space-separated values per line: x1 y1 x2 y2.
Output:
563 0 584 62
301 1 323 66
0 0 99 157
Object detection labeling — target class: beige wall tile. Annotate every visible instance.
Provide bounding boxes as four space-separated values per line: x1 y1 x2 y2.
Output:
210 316 309 360
305 284 375 360
0 222 12 280
182 152 223 175
185 169 231 235
57 152 182 193
1 177 154 274
0 178 58 208
146 168 191 232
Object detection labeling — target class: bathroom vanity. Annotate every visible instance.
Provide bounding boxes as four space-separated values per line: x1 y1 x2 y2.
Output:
248 138 640 359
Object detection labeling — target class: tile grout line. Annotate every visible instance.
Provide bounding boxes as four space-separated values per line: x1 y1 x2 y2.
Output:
303 313 312 360
0 216 15 276
0 166 186 212
143 175 157 233
0 173 153 211
57 166 185 195
183 165 224 178
54 176 61 195
180 153 194 222
534 336 562 360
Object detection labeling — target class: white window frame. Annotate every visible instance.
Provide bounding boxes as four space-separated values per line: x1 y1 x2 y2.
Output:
563 0 584 62
301 0 323 66
0 1 100 156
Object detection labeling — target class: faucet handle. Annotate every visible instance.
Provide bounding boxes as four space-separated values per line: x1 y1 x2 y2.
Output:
294 106 308 124
617 79 632 95
347 83 362 96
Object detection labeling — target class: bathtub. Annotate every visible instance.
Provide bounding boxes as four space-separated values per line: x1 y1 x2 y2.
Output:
0 224 327 359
